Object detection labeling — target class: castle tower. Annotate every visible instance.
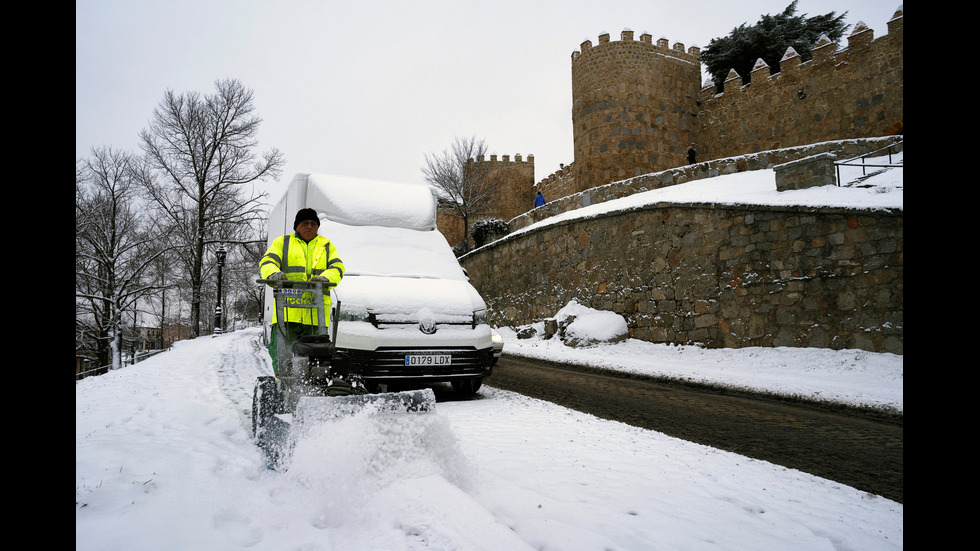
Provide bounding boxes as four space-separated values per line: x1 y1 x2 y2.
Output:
437 153 535 250
571 31 702 190
467 153 535 222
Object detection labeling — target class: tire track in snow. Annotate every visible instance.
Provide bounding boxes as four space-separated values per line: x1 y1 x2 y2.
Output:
213 329 275 429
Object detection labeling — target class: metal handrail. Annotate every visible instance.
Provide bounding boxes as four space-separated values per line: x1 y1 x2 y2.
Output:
835 140 903 186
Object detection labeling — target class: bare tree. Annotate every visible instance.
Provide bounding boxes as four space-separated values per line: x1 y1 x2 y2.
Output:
138 78 283 337
76 147 169 370
422 136 500 252
224 239 267 327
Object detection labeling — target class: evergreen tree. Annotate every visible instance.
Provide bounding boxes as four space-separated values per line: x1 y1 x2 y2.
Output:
701 1 848 90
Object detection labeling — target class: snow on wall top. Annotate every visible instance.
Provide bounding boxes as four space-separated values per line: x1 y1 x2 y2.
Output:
306 173 437 231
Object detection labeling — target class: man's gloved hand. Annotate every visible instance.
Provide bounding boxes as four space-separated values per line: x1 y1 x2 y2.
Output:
268 271 288 280
310 276 331 290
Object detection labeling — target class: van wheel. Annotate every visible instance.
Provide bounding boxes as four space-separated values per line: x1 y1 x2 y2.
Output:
451 377 483 396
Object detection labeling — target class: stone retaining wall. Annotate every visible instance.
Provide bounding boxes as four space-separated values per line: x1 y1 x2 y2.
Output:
462 166 903 354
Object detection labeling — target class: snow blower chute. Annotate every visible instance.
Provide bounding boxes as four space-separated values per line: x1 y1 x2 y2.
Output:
251 279 435 465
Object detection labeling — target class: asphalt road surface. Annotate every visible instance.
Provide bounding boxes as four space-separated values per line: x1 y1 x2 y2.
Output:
480 354 903 504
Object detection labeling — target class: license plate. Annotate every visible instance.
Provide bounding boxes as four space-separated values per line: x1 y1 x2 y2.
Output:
405 354 452 366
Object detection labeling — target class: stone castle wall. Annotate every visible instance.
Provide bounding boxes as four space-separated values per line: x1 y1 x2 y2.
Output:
695 12 904 162
440 153 537 249
534 163 576 207
475 153 535 222
460 175 903 354
436 209 466 250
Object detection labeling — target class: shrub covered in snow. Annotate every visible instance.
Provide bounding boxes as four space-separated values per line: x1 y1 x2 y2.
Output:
470 218 509 247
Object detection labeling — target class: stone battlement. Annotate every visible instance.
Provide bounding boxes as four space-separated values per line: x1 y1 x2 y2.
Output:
467 153 534 165
696 6 903 161
572 30 700 62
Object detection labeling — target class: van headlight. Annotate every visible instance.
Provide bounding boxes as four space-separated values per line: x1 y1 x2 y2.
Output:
473 308 488 327
338 308 372 322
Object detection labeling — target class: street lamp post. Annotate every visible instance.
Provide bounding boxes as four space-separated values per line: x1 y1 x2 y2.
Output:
214 245 227 335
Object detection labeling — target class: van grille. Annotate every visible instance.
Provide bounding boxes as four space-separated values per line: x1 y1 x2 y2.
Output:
338 347 493 380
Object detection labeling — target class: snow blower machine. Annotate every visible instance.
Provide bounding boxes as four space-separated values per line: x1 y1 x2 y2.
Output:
251 278 436 466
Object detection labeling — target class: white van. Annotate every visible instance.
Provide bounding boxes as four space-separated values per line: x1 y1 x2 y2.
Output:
263 173 500 394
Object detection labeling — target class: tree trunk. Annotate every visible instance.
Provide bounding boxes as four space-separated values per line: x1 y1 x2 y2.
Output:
190 234 204 338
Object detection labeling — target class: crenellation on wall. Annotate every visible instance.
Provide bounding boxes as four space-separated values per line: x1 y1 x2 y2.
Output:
847 21 874 49
887 7 904 32
780 47 802 73
470 153 534 165
723 68 742 91
809 33 838 64
750 58 770 81
572 31 701 64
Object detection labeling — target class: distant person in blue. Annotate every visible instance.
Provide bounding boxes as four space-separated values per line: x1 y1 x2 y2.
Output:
534 191 546 208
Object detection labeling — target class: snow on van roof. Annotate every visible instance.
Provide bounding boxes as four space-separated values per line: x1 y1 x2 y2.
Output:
306 173 437 230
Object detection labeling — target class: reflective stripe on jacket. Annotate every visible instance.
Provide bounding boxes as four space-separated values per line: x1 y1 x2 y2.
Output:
260 233 344 326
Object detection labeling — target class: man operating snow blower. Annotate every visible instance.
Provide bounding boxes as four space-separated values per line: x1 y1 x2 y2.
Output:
259 208 345 377
253 206 436 468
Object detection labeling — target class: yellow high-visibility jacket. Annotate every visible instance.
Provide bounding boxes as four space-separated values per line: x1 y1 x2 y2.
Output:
259 233 344 327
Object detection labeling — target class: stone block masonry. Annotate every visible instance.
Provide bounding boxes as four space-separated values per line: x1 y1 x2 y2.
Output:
461 189 902 355
774 153 837 191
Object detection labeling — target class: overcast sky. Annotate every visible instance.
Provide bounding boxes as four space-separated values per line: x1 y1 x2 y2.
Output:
76 0 902 199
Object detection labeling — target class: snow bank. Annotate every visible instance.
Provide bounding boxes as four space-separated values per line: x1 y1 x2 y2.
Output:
556 299 630 344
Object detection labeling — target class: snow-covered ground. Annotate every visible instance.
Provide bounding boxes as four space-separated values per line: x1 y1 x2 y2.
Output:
75 326 901 551
76 152 902 550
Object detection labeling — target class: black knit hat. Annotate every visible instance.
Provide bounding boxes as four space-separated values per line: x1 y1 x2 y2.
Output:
293 208 320 230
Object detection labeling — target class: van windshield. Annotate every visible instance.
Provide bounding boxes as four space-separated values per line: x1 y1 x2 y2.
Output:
320 220 467 281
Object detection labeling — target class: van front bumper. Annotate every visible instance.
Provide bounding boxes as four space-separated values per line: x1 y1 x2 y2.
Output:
335 346 495 381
